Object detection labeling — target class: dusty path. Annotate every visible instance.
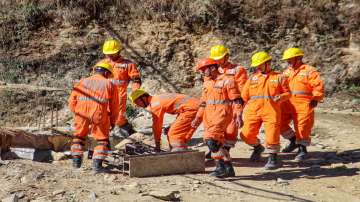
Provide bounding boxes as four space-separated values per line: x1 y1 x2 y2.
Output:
1 111 360 202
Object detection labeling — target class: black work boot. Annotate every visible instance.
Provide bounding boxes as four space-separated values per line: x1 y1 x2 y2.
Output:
264 153 279 170
250 144 265 162
210 160 226 177
224 161 236 177
92 159 104 173
72 156 82 168
294 145 308 162
282 136 298 153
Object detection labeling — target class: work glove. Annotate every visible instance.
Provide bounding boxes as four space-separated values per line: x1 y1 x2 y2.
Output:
310 100 318 108
191 117 202 128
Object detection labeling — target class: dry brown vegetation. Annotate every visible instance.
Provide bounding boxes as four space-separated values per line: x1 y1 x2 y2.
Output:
0 0 360 126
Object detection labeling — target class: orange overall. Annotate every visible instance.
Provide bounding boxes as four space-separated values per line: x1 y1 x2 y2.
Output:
147 93 201 151
197 74 242 159
280 64 324 146
68 74 120 160
99 57 141 126
220 62 248 147
240 71 290 153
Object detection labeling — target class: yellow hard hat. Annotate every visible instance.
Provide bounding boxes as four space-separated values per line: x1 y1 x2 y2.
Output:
251 51 272 67
282 47 304 60
209 45 229 60
129 89 148 103
95 61 113 75
102 39 121 55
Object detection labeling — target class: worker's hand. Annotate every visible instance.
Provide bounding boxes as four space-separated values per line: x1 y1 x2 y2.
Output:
310 100 318 108
272 95 281 102
155 142 161 152
236 114 244 128
191 117 201 128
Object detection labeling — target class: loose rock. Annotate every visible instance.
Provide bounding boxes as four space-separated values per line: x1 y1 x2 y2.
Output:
276 178 289 185
88 192 97 202
1 194 19 202
148 190 181 201
51 152 70 161
52 190 65 196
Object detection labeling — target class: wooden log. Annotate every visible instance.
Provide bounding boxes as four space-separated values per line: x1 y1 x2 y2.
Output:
125 150 205 177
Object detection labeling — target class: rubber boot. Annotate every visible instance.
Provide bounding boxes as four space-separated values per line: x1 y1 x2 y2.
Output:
72 156 82 168
224 161 236 177
250 144 265 162
92 159 104 173
264 153 279 170
282 136 298 153
294 145 308 162
210 159 226 177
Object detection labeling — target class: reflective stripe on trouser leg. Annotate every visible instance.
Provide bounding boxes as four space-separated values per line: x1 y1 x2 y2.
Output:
266 144 281 153
71 137 85 157
93 140 109 160
211 148 226 160
281 128 295 139
170 142 188 152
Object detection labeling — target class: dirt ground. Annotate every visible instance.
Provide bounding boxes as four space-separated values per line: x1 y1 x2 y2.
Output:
1 108 360 202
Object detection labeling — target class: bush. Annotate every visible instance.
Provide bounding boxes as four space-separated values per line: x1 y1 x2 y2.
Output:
23 1 51 30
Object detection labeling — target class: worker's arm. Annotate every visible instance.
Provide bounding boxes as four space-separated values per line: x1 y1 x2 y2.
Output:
241 79 250 103
308 70 325 101
151 107 165 148
278 75 290 103
194 84 208 119
68 83 80 113
227 79 243 116
226 79 244 128
109 83 120 126
235 67 248 92
128 63 142 90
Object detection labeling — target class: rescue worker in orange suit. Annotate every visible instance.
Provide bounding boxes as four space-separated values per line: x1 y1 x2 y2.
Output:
208 45 248 158
280 48 324 162
99 38 141 137
240 51 290 169
129 90 202 151
193 58 243 178
68 61 120 172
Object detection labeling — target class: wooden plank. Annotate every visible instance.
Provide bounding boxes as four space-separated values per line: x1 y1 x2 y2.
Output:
128 151 205 177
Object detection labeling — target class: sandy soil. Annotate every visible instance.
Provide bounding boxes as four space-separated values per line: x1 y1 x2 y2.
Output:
1 109 360 202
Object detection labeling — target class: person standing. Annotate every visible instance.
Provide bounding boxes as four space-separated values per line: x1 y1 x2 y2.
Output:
280 48 325 162
240 51 290 169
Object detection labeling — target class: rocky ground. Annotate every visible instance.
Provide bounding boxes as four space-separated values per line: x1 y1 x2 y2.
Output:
1 107 360 202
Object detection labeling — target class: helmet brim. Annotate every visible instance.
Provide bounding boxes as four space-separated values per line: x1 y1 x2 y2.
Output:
281 54 304 60
103 49 120 55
